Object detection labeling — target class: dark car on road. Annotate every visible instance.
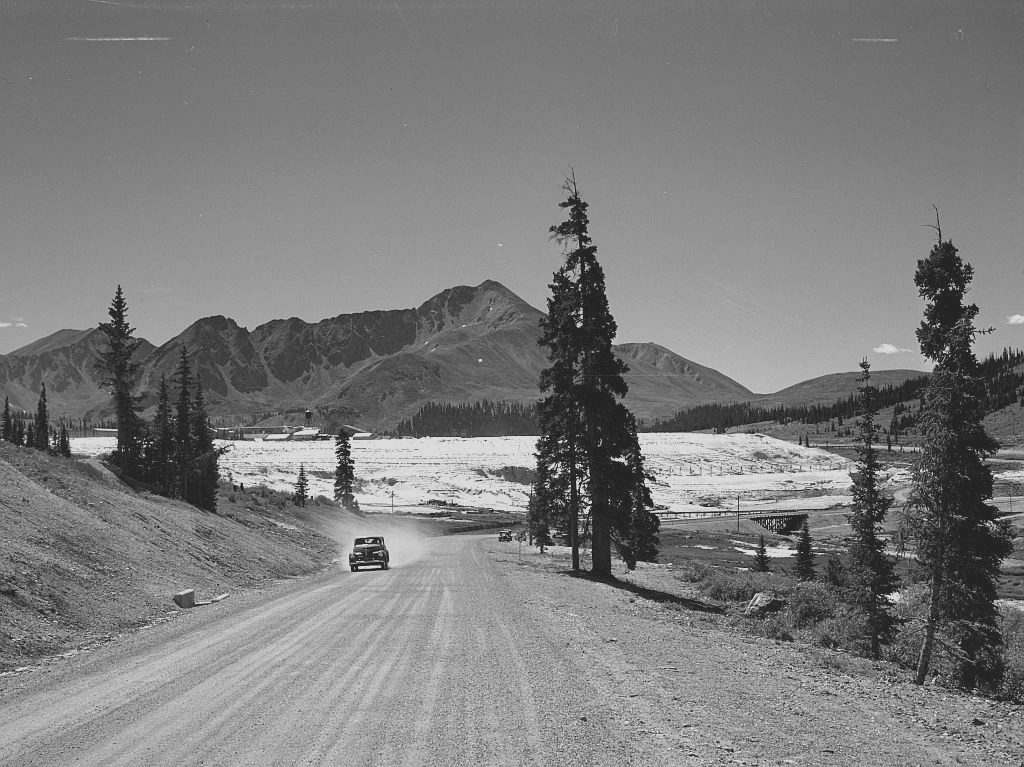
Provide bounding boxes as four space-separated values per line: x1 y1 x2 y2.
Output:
349 536 389 571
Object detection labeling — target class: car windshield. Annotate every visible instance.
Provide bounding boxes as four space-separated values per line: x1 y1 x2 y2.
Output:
355 537 381 546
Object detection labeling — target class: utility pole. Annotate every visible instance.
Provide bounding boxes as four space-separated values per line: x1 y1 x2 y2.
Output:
736 494 740 532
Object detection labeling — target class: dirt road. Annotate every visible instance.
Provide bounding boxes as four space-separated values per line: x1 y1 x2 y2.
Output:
2 535 1021 766
1 535 681 766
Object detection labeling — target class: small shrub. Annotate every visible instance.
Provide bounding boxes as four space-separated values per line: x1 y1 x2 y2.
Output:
673 561 772 603
701 569 775 603
811 605 871 653
672 560 711 584
784 581 837 629
760 616 793 642
998 608 1024 702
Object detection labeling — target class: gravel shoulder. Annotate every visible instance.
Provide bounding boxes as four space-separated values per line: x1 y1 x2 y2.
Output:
502 547 1024 766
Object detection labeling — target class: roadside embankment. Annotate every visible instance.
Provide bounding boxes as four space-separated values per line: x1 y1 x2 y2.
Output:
0 443 340 671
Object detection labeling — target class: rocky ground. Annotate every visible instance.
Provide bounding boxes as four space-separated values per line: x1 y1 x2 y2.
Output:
504 547 1024 765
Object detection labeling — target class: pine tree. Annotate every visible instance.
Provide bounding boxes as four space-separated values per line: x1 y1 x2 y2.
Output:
58 424 71 458
95 285 144 473
752 535 771 572
614 414 660 570
190 379 219 512
534 173 656 576
2 396 13 443
34 382 49 451
904 217 1012 689
294 463 308 507
152 375 175 495
847 359 897 658
334 430 359 511
25 422 35 451
536 262 586 570
794 519 815 580
528 430 561 553
174 347 193 500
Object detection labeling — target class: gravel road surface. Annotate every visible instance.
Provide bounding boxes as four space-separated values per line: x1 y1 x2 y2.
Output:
1 535 1021 766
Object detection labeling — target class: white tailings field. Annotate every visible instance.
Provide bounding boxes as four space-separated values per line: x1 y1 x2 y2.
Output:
72 432 868 515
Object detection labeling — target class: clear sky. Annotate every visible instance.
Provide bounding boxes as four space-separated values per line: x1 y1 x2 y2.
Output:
1 0 1021 393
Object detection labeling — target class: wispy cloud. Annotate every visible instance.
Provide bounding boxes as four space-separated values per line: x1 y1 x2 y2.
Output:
67 36 172 42
874 343 913 355
0 317 28 329
852 38 900 43
1008 314 1024 325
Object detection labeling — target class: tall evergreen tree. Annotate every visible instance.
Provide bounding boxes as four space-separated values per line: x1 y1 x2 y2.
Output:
534 173 657 577
847 359 897 659
613 414 660 570
904 218 1012 689
190 379 219 512
528 430 561 548
529 429 563 554
58 424 71 458
174 347 194 500
794 519 815 580
152 375 175 496
2 396 13 444
95 285 144 472
294 463 308 507
333 430 359 511
752 534 771 572
34 381 49 451
536 263 586 570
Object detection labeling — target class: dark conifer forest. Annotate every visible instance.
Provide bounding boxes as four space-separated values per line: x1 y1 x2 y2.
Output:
650 348 1023 435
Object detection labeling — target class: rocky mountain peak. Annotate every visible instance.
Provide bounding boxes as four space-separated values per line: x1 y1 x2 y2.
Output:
413 280 543 343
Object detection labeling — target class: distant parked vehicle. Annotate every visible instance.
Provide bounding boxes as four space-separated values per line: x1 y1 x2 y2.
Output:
498 530 513 542
349 536 389 571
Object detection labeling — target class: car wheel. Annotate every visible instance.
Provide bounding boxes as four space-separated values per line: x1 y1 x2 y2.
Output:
351 565 357 572
382 562 389 570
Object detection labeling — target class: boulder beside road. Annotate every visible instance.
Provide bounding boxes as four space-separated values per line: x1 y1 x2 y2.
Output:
745 591 786 616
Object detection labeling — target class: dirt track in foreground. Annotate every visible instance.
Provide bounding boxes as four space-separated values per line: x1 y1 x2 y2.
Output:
2 535 1021 766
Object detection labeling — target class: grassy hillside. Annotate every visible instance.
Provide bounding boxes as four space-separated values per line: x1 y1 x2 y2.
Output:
0 442 341 671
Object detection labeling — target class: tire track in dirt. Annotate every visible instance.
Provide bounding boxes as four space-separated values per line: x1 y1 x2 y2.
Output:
1 536 695 766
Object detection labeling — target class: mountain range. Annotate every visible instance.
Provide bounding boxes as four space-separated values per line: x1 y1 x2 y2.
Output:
0 280 924 431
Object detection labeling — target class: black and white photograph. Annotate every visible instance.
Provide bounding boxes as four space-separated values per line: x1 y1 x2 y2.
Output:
2 1 1023 764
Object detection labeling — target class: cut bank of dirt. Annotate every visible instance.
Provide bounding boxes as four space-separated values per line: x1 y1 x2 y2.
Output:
0 442 340 670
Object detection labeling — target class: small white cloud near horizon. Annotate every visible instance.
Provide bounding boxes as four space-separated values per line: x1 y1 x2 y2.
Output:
852 38 900 43
874 343 913 355
1008 314 1024 325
